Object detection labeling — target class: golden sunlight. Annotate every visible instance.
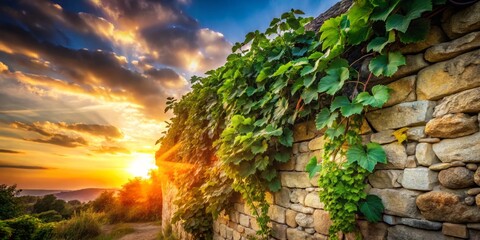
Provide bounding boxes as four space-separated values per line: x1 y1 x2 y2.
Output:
127 153 158 178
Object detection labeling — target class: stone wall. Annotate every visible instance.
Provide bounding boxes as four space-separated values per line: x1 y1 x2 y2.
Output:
164 2 480 240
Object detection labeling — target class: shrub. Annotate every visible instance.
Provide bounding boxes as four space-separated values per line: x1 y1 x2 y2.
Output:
32 223 55 240
5 215 40 240
33 210 63 222
55 210 104 240
0 184 21 220
0 221 12 240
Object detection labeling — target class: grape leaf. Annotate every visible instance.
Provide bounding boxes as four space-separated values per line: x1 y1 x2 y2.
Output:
279 128 293 147
359 195 384 222
355 85 391 108
268 178 282 192
399 18 430 44
368 52 406 77
318 67 349 95
346 143 387 172
331 96 363 117
315 108 338 130
306 156 322 179
301 87 319 104
272 62 292 76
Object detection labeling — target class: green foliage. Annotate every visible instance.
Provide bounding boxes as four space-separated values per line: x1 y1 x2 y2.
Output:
55 210 104 240
0 221 12 240
0 184 21 220
157 0 441 238
359 195 384 222
33 210 63 223
3 215 40 240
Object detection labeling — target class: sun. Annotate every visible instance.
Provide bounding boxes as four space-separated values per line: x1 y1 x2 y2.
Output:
127 153 158 178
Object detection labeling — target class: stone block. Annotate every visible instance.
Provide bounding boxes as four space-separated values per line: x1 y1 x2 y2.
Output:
433 132 480 163
371 130 396 144
415 143 439 166
416 191 480 223
268 205 286 224
280 172 312 188
391 54 429 80
399 218 442 230
406 156 417 168
406 126 426 141
400 26 447 54
442 1 480 38
308 136 326 151
295 213 314 228
313 210 332 235
384 75 416 107
293 121 318 142
276 158 295 171
387 225 448 240
401 167 438 191
425 113 479 139
369 188 420 218
434 87 480 118
438 167 475 189
271 222 287 240
239 214 250 228
290 189 307 204
376 142 407 170
442 223 468 238
357 221 388 240
290 204 314 214
286 228 310 240
366 101 435 131
426 31 480 62
406 142 417 155
295 153 312 171
417 49 480 100
285 209 298 228
275 188 291 208
368 170 403 188
304 192 324 209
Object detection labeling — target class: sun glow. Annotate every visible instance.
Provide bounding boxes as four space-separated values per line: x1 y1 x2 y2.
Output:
127 153 157 178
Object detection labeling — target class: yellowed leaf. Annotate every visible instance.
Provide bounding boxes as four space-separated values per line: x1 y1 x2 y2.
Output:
392 127 408 144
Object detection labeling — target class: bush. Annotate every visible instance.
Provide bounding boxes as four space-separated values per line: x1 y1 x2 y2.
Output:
5 215 40 240
32 223 55 240
0 221 12 240
55 210 104 240
33 210 63 223
0 184 21 220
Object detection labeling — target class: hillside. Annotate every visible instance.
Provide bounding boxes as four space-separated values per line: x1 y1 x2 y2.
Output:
19 188 118 202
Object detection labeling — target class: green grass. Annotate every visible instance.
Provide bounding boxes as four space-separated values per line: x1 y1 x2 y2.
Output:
95 224 135 240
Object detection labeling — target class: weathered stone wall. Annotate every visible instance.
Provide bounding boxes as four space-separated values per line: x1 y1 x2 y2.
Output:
164 2 480 239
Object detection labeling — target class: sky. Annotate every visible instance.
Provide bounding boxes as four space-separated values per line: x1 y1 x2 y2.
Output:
0 0 337 190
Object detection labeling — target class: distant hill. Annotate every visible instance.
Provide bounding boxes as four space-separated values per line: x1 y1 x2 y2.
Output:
19 188 118 202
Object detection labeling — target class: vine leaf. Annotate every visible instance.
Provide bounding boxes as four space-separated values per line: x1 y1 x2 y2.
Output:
315 108 338 130
385 0 432 33
272 62 292 76
399 18 430 44
366 31 395 53
355 85 391 108
370 0 401 21
320 16 342 50
331 96 363 117
268 178 282 192
368 52 406 77
318 67 349 95
325 124 345 138
346 143 387 172
306 156 322 179
359 195 384 222
273 152 290 163
261 168 276 181
301 87 319 104
279 128 293 147
392 127 409 144
251 140 268 154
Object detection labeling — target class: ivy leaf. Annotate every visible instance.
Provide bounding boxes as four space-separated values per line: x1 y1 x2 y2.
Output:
325 124 345 138
292 47 307 57
315 108 338 130
251 140 268 154
346 143 387 172
255 156 269 171
370 0 401 21
261 168 276 181
392 127 409 144
355 85 391 108
265 125 283 137
273 151 290 163
320 16 342 50
279 128 293 147
368 52 406 77
246 86 256 97
367 31 395 53
399 18 430 44
359 195 384 222
306 156 322 179
272 62 292 76
331 96 363 117
268 178 282 192
268 49 285 62
318 67 349 95
301 87 318 104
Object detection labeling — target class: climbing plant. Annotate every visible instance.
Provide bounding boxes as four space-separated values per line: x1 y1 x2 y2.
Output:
157 0 445 239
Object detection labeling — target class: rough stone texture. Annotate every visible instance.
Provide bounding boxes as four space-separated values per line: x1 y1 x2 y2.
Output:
304 192 324 209
313 210 332 235
368 170 403 188
370 130 396 144
416 191 480 222
296 153 313 171
357 221 388 240
392 54 429 80
295 213 313 228
469 230 480 240
467 188 480 196
433 132 480 163
275 188 291 208
406 126 426 141
406 156 417 168
276 158 295 171
426 31 480 62
477 194 480 207
400 218 442 230
401 167 438 191
268 205 286 224
285 209 298 228
429 163 454 171
406 142 417 155
369 188 420 218
376 142 407 170
438 167 475 189
475 168 480 186
442 1 480 38
290 204 314 214
293 121 318 142
433 87 480 117
415 143 440 167
387 225 449 240
286 228 310 240
280 172 312 188
401 26 447 54
299 142 309 153
308 136 326 151
466 196 475 206
271 222 287 240
442 223 468 238
366 101 435 131
419 138 441 143
383 215 400 225
425 113 479 138
384 75 416 107
290 189 307 204
467 163 478 171
417 49 480 100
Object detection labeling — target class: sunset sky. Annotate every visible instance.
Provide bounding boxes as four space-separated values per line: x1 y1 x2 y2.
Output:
0 0 336 190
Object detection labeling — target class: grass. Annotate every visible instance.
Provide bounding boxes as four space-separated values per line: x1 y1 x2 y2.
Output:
95 224 135 240
55 210 104 240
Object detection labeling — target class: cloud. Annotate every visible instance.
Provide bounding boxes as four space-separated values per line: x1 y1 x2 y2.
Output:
30 134 88 148
0 61 8 72
0 164 50 170
57 123 123 138
0 149 23 154
93 145 130 154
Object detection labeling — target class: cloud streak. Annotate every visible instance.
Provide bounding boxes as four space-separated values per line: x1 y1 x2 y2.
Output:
0 149 24 154
0 164 51 170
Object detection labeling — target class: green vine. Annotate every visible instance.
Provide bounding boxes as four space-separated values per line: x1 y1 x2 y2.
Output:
157 0 445 239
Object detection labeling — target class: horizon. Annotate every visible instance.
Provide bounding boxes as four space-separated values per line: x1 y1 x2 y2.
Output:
0 0 337 190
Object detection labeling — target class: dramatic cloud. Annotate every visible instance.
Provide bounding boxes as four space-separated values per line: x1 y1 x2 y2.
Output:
0 149 23 154
30 134 88 148
0 164 51 170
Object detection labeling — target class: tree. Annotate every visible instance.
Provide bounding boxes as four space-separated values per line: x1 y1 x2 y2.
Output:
0 184 21 220
92 191 116 212
118 178 144 206
32 194 67 216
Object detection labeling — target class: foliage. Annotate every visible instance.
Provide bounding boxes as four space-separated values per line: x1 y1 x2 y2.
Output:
0 184 21 220
158 0 441 238
33 210 63 223
157 223 179 240
0 221 12 240
33 194 72 218
55 210 104 240
92 191 116 213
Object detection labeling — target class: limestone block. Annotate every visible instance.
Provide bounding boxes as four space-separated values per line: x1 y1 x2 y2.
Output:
280 172 312 188
400 26 447 54
406 126 426 141
268 205 286 224
357 221 388 240
426 31 480 62
433 87 480 117
438 167 475 189
425 113 478 139
286 228 310 240
391 54 429 80
442 1 480 38
416 191 480 222
376 142 407 170
401 167 438 191
295 153 312 171
289 204 314 214
415 143 439 167
304 192 324 209
295 213 314 228
442 223 468 239
387 225 449 240
271 222 287 240
370 130 396 144
368 170 403 188
369 188 421 218
275 188 291 208
433 132 480 163
293 121 318 142
290 189 307 204
399 218 442 230
417 49 480 100
366 101 435 131
383 76 416 107
308 136 326 151
285 209 298 228
313 210 332 235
